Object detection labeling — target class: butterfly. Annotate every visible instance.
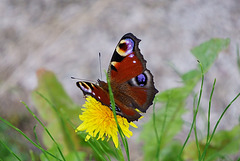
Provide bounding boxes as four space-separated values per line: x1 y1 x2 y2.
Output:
76 33 158 122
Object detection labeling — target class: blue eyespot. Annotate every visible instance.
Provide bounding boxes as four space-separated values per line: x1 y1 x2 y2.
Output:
136 73 147 87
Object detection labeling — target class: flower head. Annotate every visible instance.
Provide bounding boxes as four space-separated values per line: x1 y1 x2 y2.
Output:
75 96 137 148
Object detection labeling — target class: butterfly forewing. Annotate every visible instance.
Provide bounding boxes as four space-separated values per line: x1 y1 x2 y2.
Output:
108 33 145 83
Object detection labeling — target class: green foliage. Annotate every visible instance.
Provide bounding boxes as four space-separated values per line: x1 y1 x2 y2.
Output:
0 68 124 161
31 69 121 160
140 38 240 161
184 126 240 160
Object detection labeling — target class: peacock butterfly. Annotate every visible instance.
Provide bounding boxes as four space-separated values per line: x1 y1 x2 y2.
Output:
76 33 158 122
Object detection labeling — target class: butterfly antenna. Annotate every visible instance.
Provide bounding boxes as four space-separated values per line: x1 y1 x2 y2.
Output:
71 76 80 80
99 52 103 80
71 76 96 83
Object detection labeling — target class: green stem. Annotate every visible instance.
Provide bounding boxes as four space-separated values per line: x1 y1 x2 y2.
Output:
33 125 50 161
0 140 22 161
193 94 200 160
106 72 129 161
206 79 216 142
178 61 204 160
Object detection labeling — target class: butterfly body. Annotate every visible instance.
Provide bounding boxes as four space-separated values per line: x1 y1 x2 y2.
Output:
77 33 158 122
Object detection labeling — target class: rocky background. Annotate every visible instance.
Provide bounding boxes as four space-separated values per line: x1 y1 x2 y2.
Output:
1 0 240 159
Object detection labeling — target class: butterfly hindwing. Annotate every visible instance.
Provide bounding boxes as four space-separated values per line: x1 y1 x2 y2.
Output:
124 69 158 112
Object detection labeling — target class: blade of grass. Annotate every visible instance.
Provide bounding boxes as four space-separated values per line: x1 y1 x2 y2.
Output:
206 79 216 142
178 61 204 160
200 92 240 161
0 117 62 161
0 140 22 161
114 145 125 161
88 133 122 161
94 138 111 161
33 125 50 161
101 142 121 161
21 101 66 161
106 72 129 161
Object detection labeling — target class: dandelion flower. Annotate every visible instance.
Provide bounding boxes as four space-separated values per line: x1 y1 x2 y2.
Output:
75 96 137 148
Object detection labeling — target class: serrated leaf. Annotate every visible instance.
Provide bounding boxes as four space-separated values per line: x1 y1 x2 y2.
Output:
191 38 230 73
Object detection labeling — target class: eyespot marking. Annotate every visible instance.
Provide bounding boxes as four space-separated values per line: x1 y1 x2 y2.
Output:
116 38 134 56
111 61 118 71
79 82 92 93
135 73 147 87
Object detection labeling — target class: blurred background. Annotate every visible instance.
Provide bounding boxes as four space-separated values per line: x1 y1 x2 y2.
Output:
1 0 240 159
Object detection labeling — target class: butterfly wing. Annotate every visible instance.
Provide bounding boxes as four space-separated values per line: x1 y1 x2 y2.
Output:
76 81 110 105
77 80 142 121
108 33 158 118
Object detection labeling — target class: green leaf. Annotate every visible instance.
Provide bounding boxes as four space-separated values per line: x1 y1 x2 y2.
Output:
181 69 201 87
191 38 230 73
31 69 82 153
